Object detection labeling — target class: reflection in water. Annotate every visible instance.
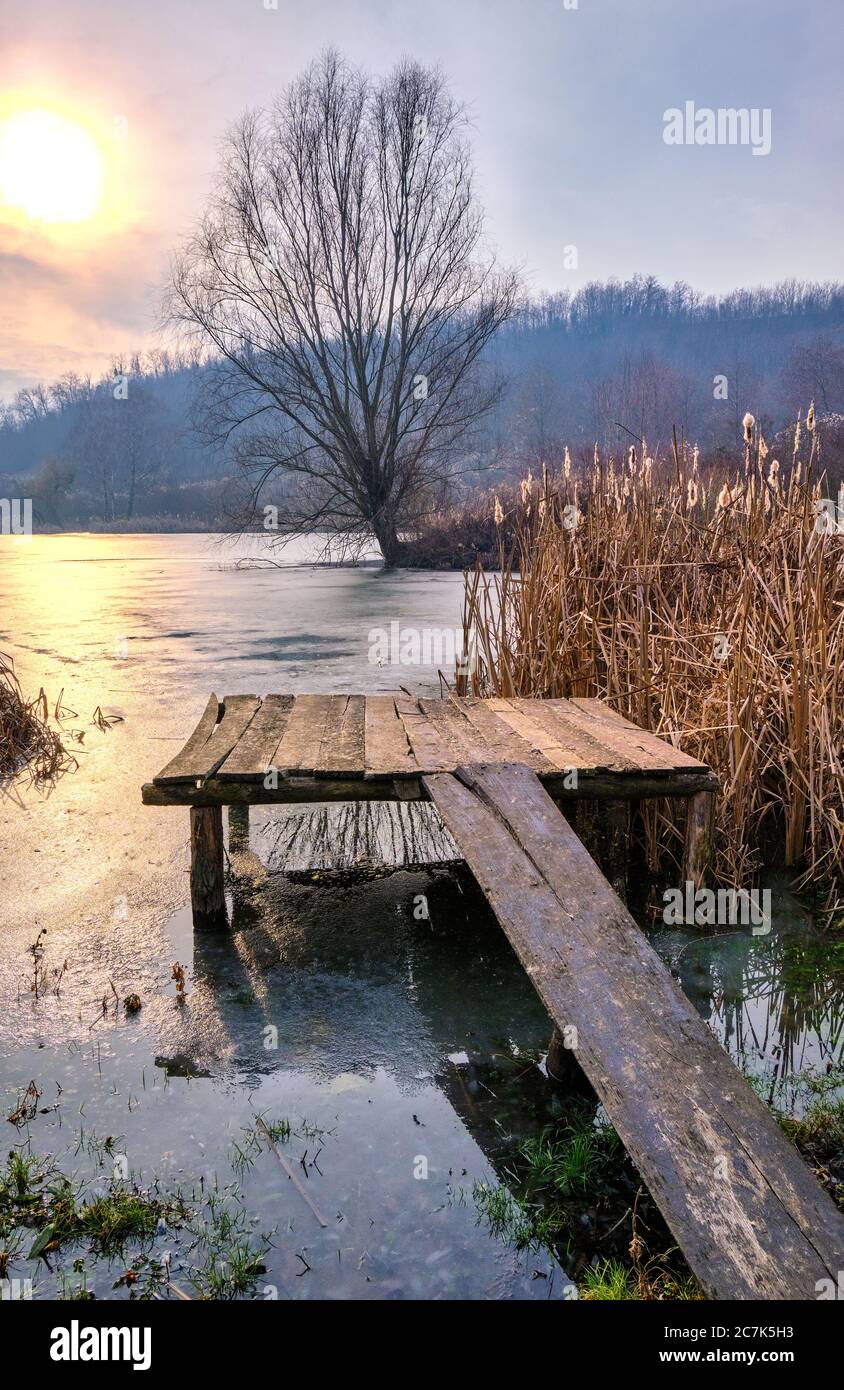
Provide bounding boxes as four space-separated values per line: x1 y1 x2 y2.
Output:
4 865 575 1299
652 892 844 1103
257 802 844 1098
259 800 458 872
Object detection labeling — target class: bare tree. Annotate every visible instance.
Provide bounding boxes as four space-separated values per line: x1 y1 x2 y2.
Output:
782 335 844 417
67 372 173 521
167 49 519 563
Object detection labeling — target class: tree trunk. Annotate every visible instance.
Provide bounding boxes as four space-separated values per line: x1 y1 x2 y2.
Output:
373 513 401 567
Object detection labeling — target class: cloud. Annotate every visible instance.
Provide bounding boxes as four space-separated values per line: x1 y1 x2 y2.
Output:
0 249 65 289
0 219 169 397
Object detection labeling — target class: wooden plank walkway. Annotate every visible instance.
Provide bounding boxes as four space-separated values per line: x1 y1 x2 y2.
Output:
425 762 844 1302
142 689 844 1297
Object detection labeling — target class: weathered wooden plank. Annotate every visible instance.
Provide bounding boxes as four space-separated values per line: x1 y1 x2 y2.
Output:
488 697 616 771
419 699 504 766
153 693 221 784
150 691 719 800
364 695 420 778
314 694 365 777
217 695 295 781
394 696 455 772
485 697 572 770
453 695 554 773
143 765 719 808
573 697 707 766
143 777 413 806
423 762 844 1301
272 693 336 774
523 698 639 770
570 697 631 726
156 695 260 784
561 698 708 772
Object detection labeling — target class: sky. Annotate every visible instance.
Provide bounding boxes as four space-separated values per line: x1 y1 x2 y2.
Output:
1 0 842 398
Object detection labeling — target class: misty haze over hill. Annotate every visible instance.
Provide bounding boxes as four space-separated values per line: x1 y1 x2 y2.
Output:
3 275 844 529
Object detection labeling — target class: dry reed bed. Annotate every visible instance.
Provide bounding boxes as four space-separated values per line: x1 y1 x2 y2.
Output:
459 422 844 889
0 653 75 790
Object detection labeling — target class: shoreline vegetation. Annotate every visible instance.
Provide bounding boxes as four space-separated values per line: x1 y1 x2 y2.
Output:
456 414 844 892
0 653 75 789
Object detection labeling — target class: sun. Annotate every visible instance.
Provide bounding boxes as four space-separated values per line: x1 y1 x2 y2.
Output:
0 108 106 224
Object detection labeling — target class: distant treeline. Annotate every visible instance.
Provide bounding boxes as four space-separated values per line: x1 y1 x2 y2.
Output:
2 276 843 529
0 351 228 529
491 276 844 471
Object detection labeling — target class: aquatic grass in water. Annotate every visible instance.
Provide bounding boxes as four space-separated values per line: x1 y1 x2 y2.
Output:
471 1105 706 1299
0 651 75 789
0 1143 271 1299
474 1110 626 1251
775 1090 844 1210
0 1147 188 1261
184 1191 271 1300
519 1117 619 1198
581 1258 701 1302
471 1181 564 1253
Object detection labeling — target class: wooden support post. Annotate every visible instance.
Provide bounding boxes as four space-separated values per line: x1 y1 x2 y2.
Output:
597 799 628 901
682 790 716 892
569 800 628 901
546 1026 595 1098
228 804 250 853
190 806 227 929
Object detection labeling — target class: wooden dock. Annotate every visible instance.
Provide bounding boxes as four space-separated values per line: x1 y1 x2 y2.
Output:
142 691 844 1299
142 690 718 800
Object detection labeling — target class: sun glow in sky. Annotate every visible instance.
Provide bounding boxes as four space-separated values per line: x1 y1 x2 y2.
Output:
0 107 106 224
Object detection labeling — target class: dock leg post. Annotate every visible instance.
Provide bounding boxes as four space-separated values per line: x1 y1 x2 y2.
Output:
190 807 227 929
546 1026 595 1098
572 800 629 902
228 804 250 854
682 791 716 892
597 799 629 901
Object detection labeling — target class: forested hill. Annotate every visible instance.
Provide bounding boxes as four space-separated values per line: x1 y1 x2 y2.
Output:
2 276 843 528
493 278 844 462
